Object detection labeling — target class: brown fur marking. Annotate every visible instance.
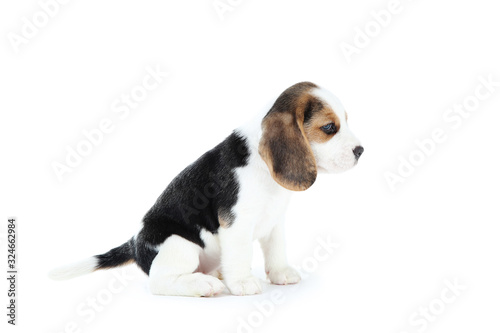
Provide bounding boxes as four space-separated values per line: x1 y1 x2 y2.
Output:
303 104 341 144
259 82 319 191
258 82 345 191
219 217 230 228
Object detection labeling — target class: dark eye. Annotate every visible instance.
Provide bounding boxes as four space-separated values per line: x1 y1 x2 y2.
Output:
321 123 337 134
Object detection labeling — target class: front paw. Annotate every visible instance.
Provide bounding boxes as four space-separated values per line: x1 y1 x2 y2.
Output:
267 266 301 285
225 276 262 296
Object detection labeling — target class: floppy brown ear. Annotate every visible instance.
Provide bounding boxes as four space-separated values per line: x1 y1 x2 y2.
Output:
258 105 317 191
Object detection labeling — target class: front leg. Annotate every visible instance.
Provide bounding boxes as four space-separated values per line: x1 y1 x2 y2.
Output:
219 219 262 296
259 222 301 285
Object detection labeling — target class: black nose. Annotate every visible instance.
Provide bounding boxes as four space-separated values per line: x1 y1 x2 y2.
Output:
353 146 364 159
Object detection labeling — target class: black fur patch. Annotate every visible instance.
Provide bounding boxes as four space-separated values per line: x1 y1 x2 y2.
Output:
133 131 250 274
303 97 324 124
96 238 134 270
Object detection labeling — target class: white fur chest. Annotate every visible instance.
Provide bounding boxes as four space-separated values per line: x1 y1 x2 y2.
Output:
233 152 292 240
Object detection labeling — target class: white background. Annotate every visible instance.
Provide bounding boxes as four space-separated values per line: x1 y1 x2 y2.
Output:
1 0 500 332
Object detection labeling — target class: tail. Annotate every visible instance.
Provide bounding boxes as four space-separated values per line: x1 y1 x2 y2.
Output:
49 238 135 280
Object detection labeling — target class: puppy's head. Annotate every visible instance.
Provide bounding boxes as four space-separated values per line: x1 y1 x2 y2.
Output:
259 82 363 191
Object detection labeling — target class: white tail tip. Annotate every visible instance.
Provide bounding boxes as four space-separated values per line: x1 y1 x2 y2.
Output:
49 257 98 280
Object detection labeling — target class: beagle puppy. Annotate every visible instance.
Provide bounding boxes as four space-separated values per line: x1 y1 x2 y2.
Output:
50 82 363 296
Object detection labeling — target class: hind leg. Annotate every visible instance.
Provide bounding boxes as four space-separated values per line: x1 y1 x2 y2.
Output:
148 235 225 297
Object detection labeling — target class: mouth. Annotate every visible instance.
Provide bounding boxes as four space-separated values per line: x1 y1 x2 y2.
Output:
329 159 358 173
317 165 328 173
